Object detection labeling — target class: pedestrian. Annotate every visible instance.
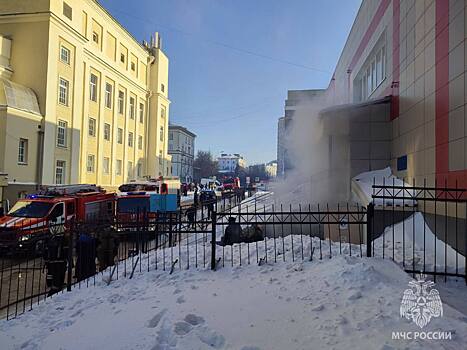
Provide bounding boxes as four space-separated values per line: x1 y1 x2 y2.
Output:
221 217 242 245
186 206 196 228
44 233 67 296
75 231 96 281
193 187 199 208
96 228 117 271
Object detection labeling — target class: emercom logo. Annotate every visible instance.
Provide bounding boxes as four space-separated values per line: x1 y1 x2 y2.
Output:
400 274 443 328
392 274 452 341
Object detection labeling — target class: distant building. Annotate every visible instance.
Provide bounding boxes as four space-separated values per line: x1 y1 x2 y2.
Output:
265 161 277 178
218 153 246 174
168 125 196 183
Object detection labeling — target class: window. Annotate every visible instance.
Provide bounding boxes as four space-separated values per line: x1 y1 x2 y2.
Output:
161 84 165 93
18 138 28 164
120 53 125 63
103 157 110 174
104 123 111 141
138 135 143 150
60 46 70 64
92 31 99 44
118 90 124 114
139 103 144 123
116 159 122 175
159 151 163 165
128 132 133 147
57 120 67 147
87 154 95 172
58 78 69 105
127 161 133 178
90 73 98 102
117 128 123 144
129 97 135 119
160 126 164 141
161 105 166 118
131 62 135 71
105 82 112 108
397 155 407 171
357 44 386 101
88 117 96 137
63 2 72 20
169 132 173 140
55 160 66 184
137 162 142 177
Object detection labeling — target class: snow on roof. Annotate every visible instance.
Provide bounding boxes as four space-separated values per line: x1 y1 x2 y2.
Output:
352 167 416 207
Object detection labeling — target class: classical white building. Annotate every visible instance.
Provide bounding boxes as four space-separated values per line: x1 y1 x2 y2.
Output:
168 125 196 183
217 153 246 174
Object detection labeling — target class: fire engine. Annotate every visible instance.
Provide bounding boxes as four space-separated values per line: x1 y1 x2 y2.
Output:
0 184 115 253
220 177 240 191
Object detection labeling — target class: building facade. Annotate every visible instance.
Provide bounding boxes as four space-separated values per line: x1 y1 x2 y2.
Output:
168 124 196 183
217 153 246 174
280 0 467 191
265 161 278 178
0 0 171 203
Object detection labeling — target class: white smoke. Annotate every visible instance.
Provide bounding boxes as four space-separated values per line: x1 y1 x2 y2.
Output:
274 90 351 207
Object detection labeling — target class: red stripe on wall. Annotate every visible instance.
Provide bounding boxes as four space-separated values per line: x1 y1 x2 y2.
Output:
348 0 391 71
435 0 450 182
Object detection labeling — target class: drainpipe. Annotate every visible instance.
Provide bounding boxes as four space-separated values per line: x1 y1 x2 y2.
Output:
36 124 44 190
146 55 156 178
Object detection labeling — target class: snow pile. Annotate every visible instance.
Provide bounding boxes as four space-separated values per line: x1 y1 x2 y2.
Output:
373 212 465 274
1 246 467 349
352 167 416 207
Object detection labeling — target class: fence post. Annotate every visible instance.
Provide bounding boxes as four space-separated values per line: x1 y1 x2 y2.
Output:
366 203 374 258
66 220 74 292
211 210 217 270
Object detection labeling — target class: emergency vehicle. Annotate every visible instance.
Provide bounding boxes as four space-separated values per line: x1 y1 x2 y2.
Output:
220 177 240 191
0 184 115 253
116 177 181 222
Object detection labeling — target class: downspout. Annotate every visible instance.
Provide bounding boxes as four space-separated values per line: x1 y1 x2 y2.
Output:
145 55 156 179
36 123 45 189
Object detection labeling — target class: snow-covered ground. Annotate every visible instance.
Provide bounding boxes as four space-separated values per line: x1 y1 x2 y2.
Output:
373 212 465 275
1 235 467 350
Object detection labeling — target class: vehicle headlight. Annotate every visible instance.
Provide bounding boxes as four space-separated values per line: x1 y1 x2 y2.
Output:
19 234 32 241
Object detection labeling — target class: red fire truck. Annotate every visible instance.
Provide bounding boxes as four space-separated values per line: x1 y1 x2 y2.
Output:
0 184 115 253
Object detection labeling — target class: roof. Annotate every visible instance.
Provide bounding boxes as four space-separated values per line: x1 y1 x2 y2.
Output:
319 95 391 116
0 78 41 115
169 124 196 138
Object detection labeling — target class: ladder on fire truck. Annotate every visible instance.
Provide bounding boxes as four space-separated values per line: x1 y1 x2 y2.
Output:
38 184 102 196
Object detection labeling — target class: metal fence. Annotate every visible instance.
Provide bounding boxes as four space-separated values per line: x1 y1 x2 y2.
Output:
370 179 467 283
1 182 467 320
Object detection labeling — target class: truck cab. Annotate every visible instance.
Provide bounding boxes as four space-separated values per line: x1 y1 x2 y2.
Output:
0 184 115 253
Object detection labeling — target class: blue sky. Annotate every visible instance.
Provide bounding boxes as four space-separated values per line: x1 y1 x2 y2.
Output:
100 0 362 164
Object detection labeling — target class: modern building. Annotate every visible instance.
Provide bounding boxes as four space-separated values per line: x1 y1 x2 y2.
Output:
279 0 467 195
168 124 196 183
217 153 246 174
0 0 172 203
